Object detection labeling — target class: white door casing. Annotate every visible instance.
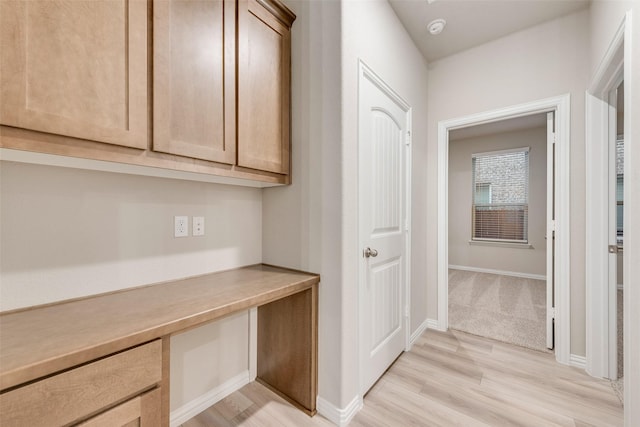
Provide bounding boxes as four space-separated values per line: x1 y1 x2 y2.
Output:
586 13 638 426
437 94 571 365
358 61 410 395
585 14 625 380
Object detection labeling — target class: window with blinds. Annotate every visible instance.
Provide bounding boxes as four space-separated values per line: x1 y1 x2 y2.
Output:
616 137 624 244
472 148 529 243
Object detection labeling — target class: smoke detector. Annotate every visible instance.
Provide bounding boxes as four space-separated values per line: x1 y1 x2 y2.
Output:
427 18 446 35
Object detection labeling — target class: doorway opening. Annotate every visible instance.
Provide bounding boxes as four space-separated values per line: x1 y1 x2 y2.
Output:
437 95 572 365
608 80 624 402
447 113 551 352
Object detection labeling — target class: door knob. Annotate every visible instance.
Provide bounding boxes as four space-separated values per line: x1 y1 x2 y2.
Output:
363 247 378 258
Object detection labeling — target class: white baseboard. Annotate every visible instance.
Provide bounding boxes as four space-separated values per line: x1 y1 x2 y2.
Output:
427 318 445 331
170 371 251 427
317 394 363 427
249 308 258 380
409 318 430 346
570 354 587 369
449 264 546 281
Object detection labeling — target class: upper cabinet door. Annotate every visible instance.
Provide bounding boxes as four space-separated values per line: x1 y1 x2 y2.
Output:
237 0 294 175
0 0 148 149
153 0 235 164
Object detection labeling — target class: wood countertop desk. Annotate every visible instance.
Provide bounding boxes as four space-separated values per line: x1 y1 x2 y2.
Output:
0 264 319 426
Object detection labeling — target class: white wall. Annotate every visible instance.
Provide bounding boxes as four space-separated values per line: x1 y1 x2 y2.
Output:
0 161 261 413
262 0 345 413
170 312 249 411
262 0 429 418
589 2 640 424
341 0 430 339
341 0 430 408
427 10 590 356
449 126 547 276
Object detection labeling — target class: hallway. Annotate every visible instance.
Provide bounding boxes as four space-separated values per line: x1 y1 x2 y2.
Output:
185 329 622 426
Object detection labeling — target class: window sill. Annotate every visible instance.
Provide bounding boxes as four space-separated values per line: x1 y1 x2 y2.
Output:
468 240 533 249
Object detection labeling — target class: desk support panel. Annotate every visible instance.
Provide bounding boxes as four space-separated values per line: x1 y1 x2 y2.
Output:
257 284 318 415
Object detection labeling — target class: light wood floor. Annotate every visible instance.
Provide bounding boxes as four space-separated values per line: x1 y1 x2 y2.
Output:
182 329 623 427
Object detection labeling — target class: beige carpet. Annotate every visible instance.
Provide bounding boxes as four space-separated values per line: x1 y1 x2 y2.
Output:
611 288 624 405
448 269 550 353
618 288 624 376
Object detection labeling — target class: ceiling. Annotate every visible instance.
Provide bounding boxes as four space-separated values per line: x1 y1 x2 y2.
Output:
388 0 590 63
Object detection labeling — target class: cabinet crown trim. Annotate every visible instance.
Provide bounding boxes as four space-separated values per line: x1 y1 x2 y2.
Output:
256 0 296 27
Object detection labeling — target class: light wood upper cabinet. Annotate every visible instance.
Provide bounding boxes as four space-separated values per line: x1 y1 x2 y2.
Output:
0 0 148 149
153 0 236 164
0 0 295 184
237 0 294 175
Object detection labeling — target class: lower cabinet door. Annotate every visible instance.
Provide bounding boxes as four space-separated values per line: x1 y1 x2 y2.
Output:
78 388 161 427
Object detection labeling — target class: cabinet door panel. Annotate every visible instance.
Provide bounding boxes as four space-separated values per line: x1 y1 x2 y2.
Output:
153 0 235 164
238 0 292 175
0 0 148 149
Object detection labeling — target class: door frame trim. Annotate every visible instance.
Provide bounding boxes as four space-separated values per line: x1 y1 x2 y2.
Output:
357 59 412 395
585 12 626 380
437 94 571 365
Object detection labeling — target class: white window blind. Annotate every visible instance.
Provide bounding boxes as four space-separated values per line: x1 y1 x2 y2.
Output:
472 148 529 243
616 137 624 242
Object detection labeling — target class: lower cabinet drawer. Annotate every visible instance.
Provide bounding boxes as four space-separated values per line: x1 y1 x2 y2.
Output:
77 388 161 427
0 340 162 427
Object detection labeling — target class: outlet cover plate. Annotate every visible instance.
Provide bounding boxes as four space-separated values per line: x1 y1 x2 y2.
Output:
174 216 188 237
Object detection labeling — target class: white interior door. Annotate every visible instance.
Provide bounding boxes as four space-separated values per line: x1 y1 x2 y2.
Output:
546 112 556 350
358 65 409 395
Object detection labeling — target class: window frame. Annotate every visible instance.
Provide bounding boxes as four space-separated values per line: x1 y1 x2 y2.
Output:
471 147 530 244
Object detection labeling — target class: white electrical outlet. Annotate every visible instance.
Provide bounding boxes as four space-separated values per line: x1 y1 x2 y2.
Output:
193 216 205 236
174 216 189 237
